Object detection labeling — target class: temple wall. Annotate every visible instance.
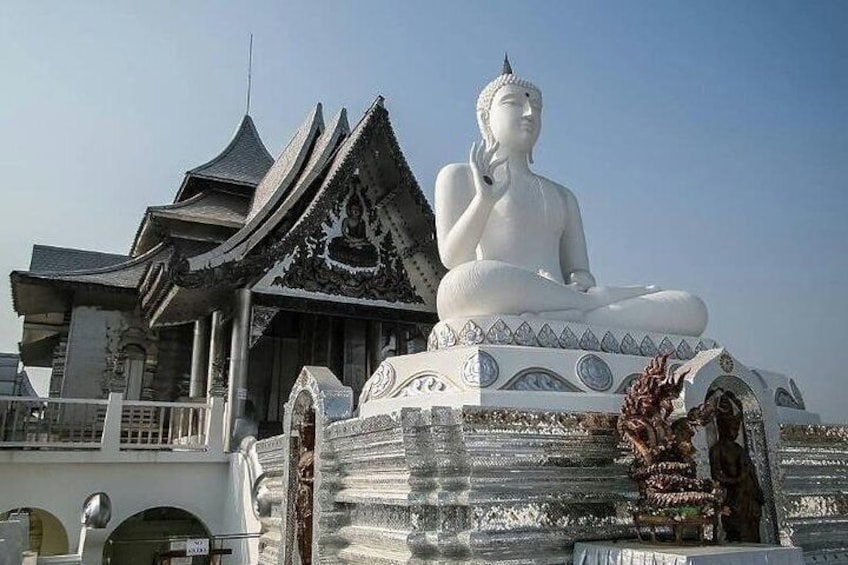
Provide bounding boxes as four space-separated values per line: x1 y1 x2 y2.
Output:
778 424 848 562
59 305 193 401
152 324 193 400
0 459 230 560
323 407 635 564
63 306 134 399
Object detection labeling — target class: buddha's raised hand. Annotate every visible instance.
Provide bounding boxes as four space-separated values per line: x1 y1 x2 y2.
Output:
469 140 510 203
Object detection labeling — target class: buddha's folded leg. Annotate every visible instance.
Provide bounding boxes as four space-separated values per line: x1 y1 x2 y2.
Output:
584 285 659 304
584 290 708 337
437 260 592 320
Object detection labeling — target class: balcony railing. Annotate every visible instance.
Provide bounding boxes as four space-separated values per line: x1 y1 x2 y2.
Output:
0 397 107 448
0 394 224 453
121 400 207 450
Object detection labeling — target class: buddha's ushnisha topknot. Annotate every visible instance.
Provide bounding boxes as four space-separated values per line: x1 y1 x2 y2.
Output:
502 52 513 75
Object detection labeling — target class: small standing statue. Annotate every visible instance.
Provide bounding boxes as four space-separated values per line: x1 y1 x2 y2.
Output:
295 409 316 565
618 355 723 542
709 394 764 542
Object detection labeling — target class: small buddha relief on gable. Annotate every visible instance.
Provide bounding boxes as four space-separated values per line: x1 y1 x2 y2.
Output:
327 189 379 269
270 176 423 304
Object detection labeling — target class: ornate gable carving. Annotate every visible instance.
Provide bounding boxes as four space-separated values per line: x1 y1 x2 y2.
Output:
270 176 423 303
166 103 440 312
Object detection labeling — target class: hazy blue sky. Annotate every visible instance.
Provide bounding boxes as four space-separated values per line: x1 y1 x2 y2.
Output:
1 2 845 420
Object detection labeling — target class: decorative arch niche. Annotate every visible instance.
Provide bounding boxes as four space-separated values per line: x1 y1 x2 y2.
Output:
703 376 780 543
279 367 352 565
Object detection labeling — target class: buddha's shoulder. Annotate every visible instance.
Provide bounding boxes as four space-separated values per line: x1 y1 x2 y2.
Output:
535 174 578 202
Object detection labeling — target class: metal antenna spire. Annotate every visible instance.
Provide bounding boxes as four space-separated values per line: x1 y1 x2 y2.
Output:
245 33 253 115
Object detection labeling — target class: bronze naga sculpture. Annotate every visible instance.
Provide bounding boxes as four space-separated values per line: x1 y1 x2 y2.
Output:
618 355 723 543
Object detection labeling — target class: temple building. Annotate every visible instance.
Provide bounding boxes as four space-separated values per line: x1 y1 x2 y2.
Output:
0 354 36 398
1 98 443 563
10 98 443 442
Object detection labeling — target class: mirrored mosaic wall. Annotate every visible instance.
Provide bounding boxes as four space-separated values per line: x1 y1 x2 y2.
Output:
778 424 848 560
323 407 637 563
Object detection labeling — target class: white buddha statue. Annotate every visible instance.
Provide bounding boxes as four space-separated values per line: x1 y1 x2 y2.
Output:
435 58 708 337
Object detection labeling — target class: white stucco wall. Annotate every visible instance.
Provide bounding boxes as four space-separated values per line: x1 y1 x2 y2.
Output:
0 452 260 564
221 451 263 564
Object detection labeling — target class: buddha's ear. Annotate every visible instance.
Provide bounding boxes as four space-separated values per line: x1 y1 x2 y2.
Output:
476 108 493 146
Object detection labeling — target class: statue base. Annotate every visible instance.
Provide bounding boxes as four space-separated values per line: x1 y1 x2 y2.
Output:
573 541 803 565
326 405 636 564
361 325 820 427
275 352 848 564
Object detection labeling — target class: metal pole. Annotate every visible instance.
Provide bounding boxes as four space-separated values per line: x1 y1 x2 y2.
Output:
227 288 252 449
206 311 224 397
189 317 210 398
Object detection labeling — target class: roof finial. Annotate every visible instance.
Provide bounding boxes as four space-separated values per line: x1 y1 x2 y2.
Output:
245 33 254 115
502 52 513 75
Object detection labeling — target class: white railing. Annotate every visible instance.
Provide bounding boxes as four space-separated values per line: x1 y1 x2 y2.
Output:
0 394 224 453
0 396 107 448
120 400 207 450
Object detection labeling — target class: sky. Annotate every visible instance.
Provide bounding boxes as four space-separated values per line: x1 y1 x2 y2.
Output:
0 1 845 421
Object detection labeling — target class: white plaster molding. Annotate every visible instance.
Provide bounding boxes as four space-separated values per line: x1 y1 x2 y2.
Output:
429 316 717 358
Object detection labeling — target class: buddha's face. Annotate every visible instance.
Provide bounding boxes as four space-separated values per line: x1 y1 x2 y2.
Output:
485 83 543 153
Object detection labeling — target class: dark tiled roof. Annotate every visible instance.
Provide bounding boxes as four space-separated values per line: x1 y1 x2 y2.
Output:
22 244 169 289
29 245 129 274
185 101 380 276
199 106 345 269
149 98 445 325
185 114 274 188
150 190 248 227
247 104 324 221
178 105 324 271
281 107 351 211
11 244 170 316
131 190 249 256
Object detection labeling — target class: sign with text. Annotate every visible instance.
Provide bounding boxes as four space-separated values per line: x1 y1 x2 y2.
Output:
186 538 210 556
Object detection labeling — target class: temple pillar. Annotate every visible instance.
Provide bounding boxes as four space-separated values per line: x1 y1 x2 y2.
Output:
367 320 382 375
227 288 252 449
189 316 210 398
206 310 225 397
